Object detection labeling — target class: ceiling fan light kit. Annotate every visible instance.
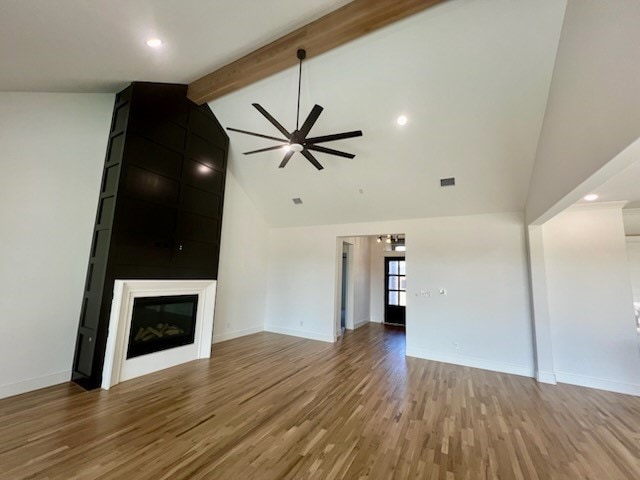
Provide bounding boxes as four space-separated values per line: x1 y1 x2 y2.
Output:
289 143 304 152
227 49 363 170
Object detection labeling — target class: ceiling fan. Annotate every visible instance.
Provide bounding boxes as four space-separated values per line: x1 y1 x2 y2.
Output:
226 49 363 170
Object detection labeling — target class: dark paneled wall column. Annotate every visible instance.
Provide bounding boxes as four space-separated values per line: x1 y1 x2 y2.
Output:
72 82 229 389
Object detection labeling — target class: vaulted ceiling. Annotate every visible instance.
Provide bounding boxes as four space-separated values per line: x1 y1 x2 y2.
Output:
1 0 568 228
210 0 567 226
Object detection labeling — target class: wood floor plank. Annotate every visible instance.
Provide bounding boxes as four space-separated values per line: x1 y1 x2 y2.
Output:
1 324 639 479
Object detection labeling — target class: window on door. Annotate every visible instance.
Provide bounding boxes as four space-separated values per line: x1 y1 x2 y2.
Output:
387 259 406 307
385 257 406 326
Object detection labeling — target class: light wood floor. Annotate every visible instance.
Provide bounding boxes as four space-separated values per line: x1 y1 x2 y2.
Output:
1 324 639 479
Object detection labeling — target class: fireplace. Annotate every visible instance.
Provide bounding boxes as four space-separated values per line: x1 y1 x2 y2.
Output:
101 279 216 390
127 295 198 359
71 83 228 390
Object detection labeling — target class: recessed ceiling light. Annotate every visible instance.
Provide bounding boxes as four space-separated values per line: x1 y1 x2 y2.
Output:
584 194 599 202
397 115 408 126
146 38 163 48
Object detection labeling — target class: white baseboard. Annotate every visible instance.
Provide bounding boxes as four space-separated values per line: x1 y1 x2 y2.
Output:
213 325 263 344
265 325 335 343
536 370 557 385
555 371 640 396
0 370 71 400
406 347 534 378
353 318 370 329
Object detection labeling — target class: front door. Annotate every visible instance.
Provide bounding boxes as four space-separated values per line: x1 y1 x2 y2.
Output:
385 257 406 326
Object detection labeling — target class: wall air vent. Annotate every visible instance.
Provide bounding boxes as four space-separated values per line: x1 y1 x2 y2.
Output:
440 177 455 187
292 197 303 205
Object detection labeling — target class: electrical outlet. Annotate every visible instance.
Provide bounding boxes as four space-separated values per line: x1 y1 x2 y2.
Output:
454 342 460 350
299 320 304 327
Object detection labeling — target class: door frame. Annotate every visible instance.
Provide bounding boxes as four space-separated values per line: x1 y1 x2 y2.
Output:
334 239 355 339
384 256 406 326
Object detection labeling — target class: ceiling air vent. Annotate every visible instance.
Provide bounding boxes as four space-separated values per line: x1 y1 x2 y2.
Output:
292 197 303 205
440 177 455 187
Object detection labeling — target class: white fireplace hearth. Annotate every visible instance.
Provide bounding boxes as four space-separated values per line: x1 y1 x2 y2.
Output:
101 279 217 390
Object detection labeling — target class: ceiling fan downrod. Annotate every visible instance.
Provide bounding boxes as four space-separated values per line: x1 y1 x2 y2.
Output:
296 48 306 131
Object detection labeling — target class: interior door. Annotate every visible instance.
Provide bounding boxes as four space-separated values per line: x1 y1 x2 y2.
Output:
385 257 406 326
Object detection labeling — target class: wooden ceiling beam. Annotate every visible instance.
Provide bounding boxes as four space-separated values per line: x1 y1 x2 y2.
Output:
187 0 448 104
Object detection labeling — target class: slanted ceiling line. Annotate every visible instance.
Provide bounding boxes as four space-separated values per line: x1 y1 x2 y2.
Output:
187 0 449 105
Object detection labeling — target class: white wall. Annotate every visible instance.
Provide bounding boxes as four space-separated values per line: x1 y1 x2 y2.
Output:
213 170 269 343
527 225 557 384
405 212 534 377
625 239 640 313
369 238 405 324
0 92 114 399
265 212 534 376
526 0 640 224
542 205 640 395
623 209 640 316
354 237 370 329
623 208 640 236
265 226 337 342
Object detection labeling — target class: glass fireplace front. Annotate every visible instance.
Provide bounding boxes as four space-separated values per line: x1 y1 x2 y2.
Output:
126 294 198 359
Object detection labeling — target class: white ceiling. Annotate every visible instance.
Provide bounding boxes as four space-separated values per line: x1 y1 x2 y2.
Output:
0 0 350 92
210 0 567 227
581 157 640 208
2 0 569 228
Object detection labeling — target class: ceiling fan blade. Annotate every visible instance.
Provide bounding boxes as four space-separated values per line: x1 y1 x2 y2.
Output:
299 104 324 139
279 151 294 168
305 130 363 145
244 144 288 155
252 103 291 138
306 145 355 159
301 149 324 170
227 127 287 143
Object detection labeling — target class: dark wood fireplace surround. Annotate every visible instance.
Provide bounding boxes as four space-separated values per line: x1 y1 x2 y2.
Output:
72 82 229 390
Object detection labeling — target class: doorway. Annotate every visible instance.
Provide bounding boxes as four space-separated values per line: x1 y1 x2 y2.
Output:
340 243 349 334
335 240 355 337
384 257 406 326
